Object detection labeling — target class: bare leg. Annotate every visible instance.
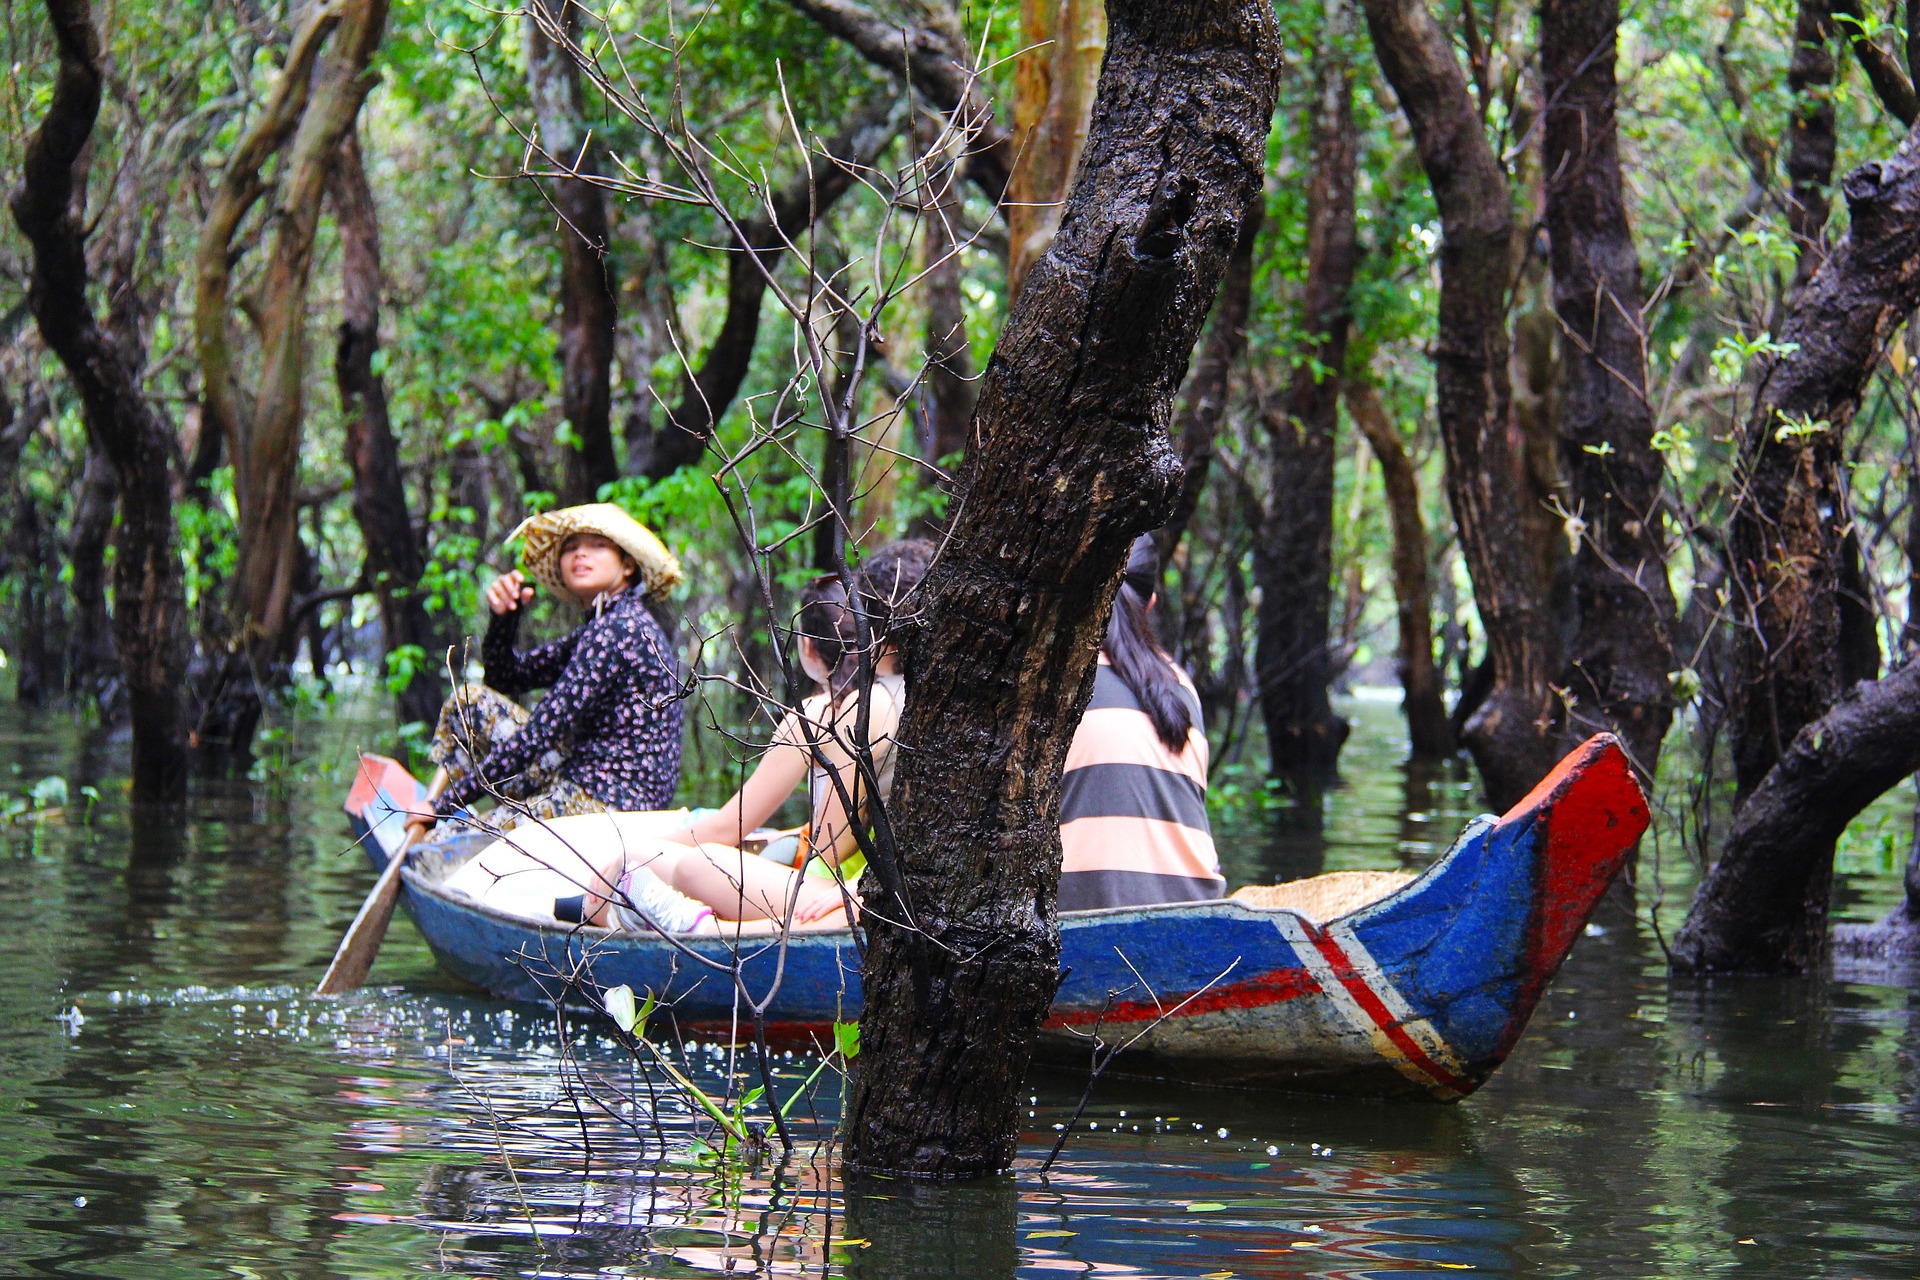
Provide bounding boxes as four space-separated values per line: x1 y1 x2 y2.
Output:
583 843 689 927
665 844 852 927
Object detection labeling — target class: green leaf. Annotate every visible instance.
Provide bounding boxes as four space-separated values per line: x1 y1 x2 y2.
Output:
833 1020 860 1060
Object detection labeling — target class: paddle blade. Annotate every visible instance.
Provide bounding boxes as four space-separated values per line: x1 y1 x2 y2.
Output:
315 840 410 997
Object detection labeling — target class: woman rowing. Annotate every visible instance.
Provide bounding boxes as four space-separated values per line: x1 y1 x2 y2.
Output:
405 503 685 843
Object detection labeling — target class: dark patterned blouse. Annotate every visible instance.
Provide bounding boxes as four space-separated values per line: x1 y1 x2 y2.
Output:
434 589 684 816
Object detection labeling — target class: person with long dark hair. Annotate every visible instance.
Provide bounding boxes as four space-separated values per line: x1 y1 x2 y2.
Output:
1057 534 1225 911
450 540 935 934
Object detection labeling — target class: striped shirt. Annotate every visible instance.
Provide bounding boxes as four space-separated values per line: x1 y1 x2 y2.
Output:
1058 657 1224 911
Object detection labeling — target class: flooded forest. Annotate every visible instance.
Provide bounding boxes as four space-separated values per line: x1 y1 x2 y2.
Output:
2 0 1919 1275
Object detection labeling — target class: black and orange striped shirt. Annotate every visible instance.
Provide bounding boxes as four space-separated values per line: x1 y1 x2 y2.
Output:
1057 657 1225 911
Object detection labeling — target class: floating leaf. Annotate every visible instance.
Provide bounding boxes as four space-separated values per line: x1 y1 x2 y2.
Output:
602 984 637 1033
1436 1264 1476 1271
1186 1202 1227 1212
1026 1229 1076 1238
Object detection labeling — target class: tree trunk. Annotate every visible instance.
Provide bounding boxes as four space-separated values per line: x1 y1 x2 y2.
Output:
782 0 1013 202
1160 200 1261 562
643 102 904 479
1008 0 1107 297
1785 0 1838 289
329 132 446 729
1832 0 1920 125
1727 128 1920 804
1676 655 1920 972
1254 9 1356 786
65 445 120 713
1345 380 1453 758
1360 0 1560 807
918 114 979 469
526 0 620 502
1541 0 1678 778
10 0 191 801
195 0 390 752
1687 128 1920 969
843 0 1280 1177
0 386 59 705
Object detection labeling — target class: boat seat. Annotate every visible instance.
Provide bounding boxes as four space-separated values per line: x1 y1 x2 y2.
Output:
1230 870 1415 924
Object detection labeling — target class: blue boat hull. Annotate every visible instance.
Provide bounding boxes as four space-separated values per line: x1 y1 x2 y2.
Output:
345 736 1646 1099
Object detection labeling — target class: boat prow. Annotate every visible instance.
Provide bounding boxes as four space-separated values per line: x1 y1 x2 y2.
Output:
1037 734 1647 1097
342 735 1646 1100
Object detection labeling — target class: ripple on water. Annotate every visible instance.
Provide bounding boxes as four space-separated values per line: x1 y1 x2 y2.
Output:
0 697 1916 1278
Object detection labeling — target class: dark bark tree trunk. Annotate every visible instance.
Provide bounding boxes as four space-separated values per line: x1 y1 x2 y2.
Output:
1160 200 1261 563
814 260 862 573
843 0 1280 1177
1541 0 1679 778
782 0 1013 202
1727 129 1920 804
1784 0 1838 289
1360 0 1560 807
526 0 620 502
10 0 191 801
0 385 59 705
1254 15 1356 786
1346 380 1454 758
65 445 121 713
194 0 389 753
643 103 904 479
1683 128 1920 971
1832 0 1920 124
329 133 447 728
1676 655 1920 972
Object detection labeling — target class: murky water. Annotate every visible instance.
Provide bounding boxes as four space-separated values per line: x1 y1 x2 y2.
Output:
2 696 1916 1278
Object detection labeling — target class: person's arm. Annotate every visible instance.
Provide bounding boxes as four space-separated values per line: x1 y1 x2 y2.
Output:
437 615 614 816
482 607 581 696
804 680 903 867
675 708 814 846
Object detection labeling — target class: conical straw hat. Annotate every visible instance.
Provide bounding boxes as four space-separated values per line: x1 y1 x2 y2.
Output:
507 503 683 601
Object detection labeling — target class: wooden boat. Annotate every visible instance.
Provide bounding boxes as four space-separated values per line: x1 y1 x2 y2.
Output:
344 734 1647 1100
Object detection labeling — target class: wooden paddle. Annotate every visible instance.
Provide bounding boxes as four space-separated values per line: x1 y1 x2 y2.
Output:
314 824 420 996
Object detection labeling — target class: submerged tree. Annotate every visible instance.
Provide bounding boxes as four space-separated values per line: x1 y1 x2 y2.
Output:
1252 1 1357 789
843 0 1282 1176
1676 128 1920 973
194 0 390 753
10 0 191 801
1360 0 1561 808
1541 0 1678 780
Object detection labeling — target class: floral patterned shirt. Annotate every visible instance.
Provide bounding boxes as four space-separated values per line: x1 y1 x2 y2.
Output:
435 589 684 815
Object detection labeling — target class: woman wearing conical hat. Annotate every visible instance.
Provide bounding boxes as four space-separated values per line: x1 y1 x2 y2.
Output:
403 504 685 842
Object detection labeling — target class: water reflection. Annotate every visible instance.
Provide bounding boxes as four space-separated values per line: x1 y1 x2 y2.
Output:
0 698 1917 1277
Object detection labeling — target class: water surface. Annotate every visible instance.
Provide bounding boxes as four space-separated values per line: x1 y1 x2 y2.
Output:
1 697 1915 1278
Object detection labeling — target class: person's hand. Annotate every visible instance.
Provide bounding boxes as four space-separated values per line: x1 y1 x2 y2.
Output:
403 812 437 846
791 877 848 925
485 571 534 616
